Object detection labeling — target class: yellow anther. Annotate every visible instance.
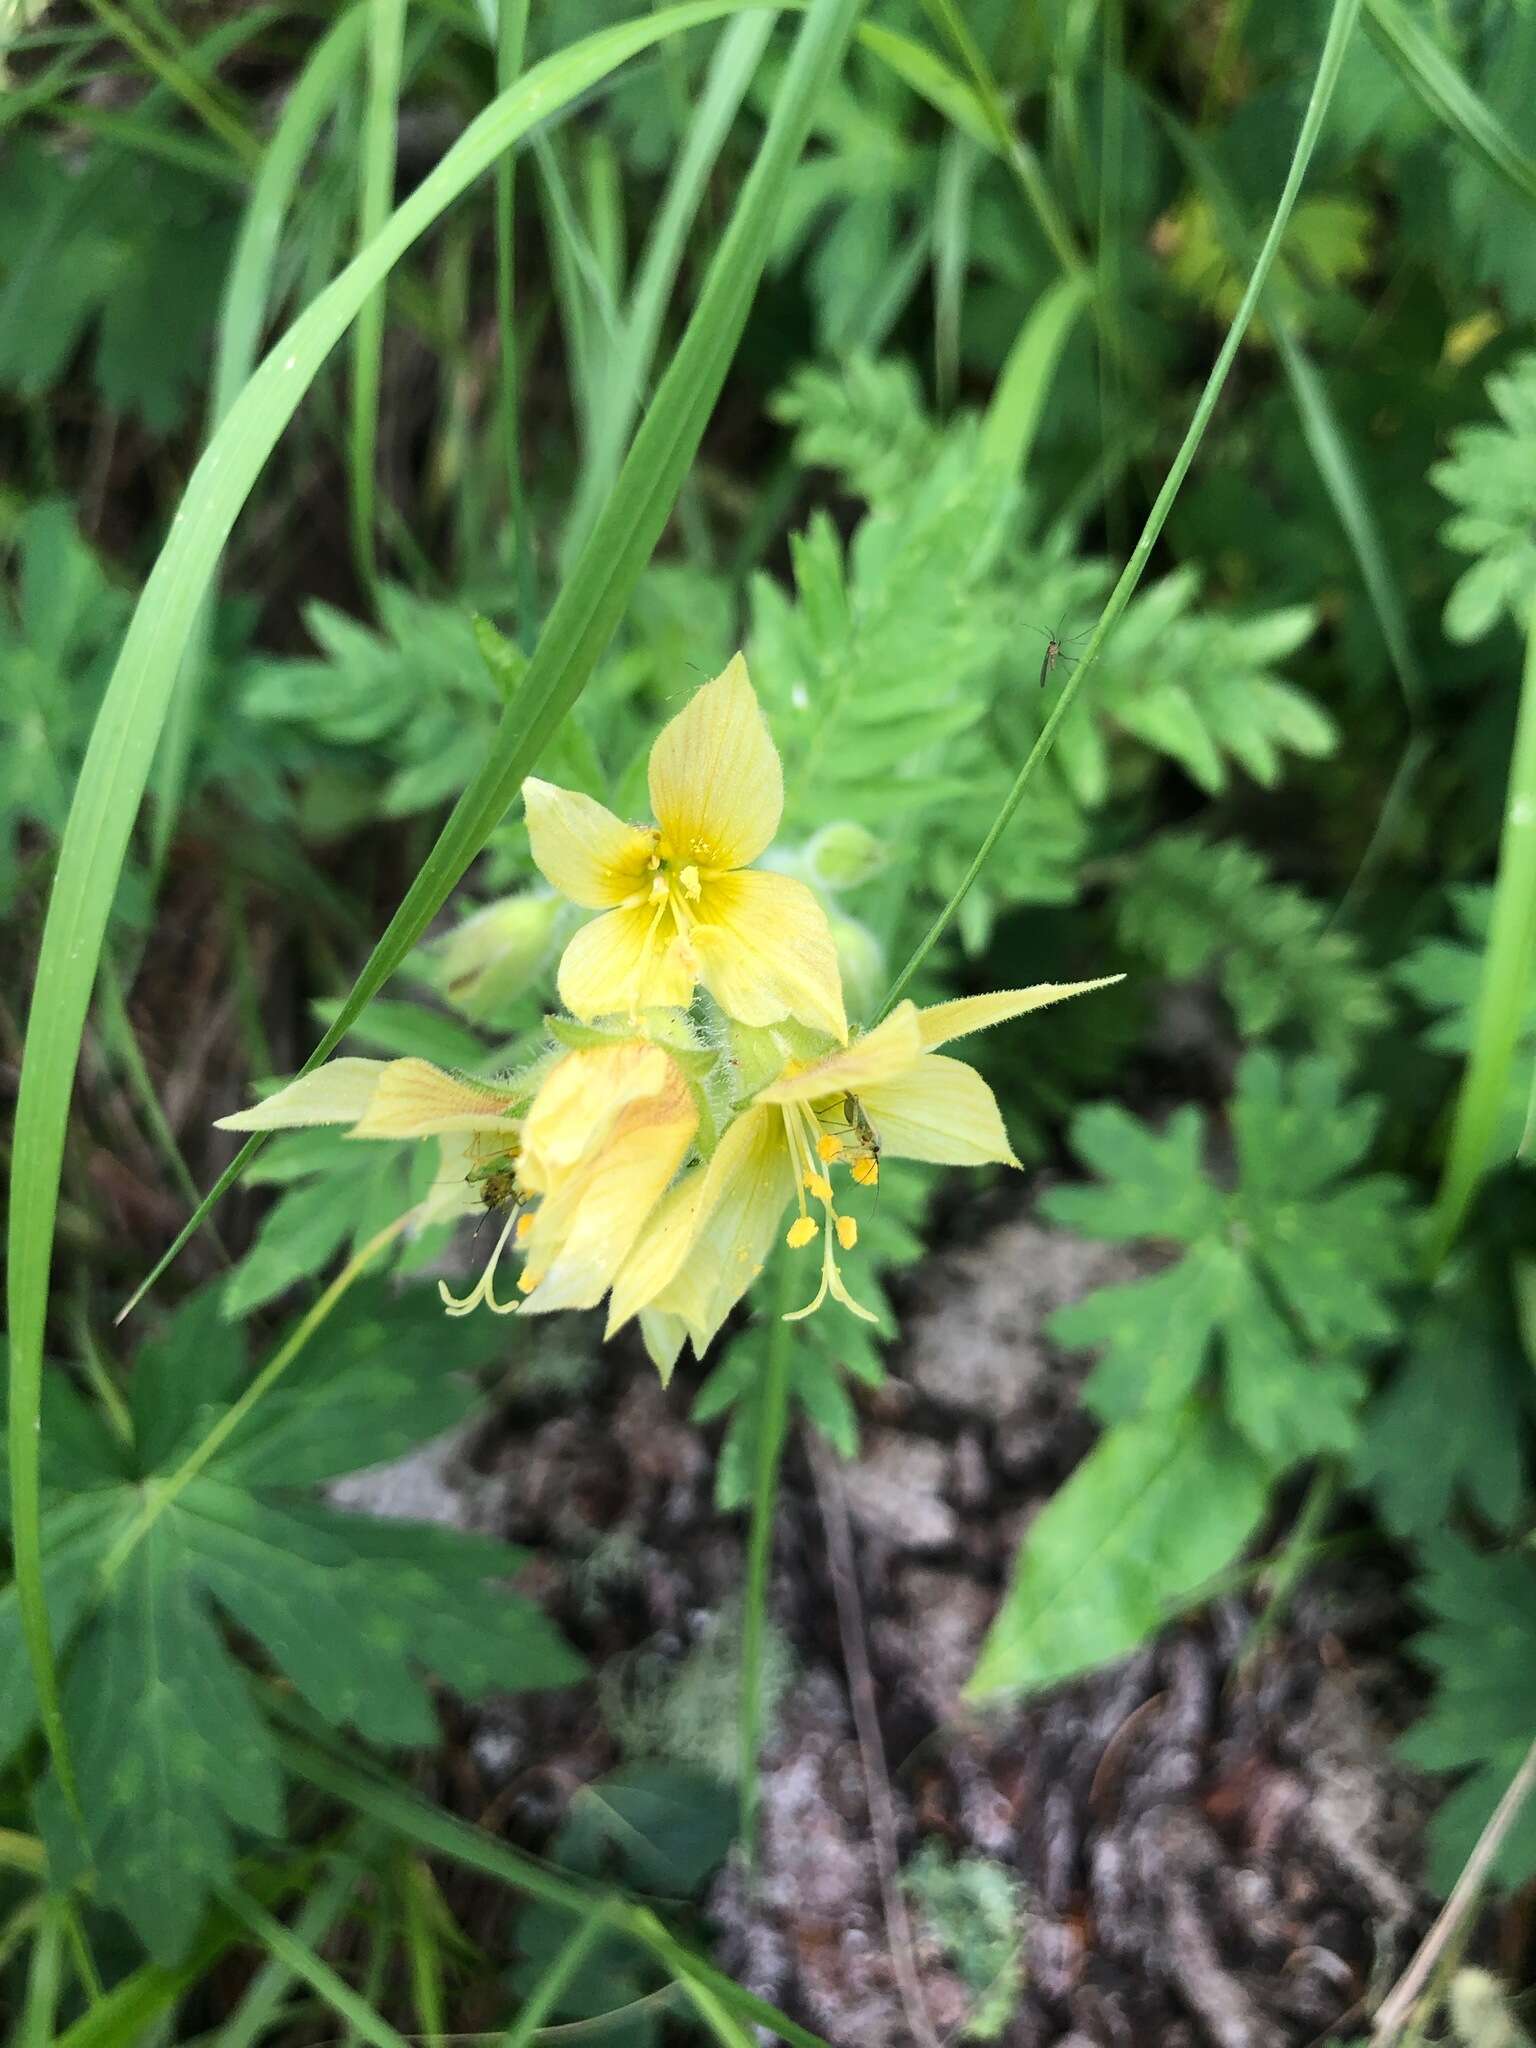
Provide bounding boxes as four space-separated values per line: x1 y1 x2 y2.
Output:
515 1210 536 1242
816 1133 843 1163
518 1270 539 1294
677 863 703 900
786 1215 818 1250
802 1171 833 1203
836 1214 858 1251
850 1155 879 1187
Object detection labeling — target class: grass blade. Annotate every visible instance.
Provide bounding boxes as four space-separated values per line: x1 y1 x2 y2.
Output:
217 1850 359 2048
494 0 535 635
500 1902 610 2047
220 1886 412 2048
1364 0 1536 208
879 0 1365 1014
350 0 407 592
278 1734 834 2048
151 3 370 869
7 0 803 1826
563 9 775 563
1427 612 1536 1267
979 271 1093 477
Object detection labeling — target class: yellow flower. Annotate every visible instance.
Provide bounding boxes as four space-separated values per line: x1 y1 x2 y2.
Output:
607 978 1120 1374
523 655 846 1042
512 1038 699 1318
215 1056 531 1313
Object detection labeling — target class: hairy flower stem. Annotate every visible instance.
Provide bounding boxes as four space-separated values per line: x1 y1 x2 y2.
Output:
1426 608 1536 1270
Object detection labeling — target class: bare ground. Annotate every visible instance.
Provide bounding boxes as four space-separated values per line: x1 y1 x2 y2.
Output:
340 1203 1438 2047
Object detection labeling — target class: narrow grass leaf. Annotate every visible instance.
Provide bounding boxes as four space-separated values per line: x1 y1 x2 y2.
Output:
979 272 1093 478
1428 613 1536 1266
1364 0 1536 209
152 5 369 859
350 0 407 590
563 8 775 562
220 1886 412 2048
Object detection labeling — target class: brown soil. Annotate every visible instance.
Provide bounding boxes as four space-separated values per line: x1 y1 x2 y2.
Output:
345 1207 1434 2047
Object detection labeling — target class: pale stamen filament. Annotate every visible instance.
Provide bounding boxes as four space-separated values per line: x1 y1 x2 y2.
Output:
439 1205 521 1317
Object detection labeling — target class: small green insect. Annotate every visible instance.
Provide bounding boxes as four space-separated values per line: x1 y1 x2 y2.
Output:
467 1143 520 1213
841 1092 881 1188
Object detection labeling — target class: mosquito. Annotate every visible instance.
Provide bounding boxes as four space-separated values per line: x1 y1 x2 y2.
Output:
1024 622 1088 689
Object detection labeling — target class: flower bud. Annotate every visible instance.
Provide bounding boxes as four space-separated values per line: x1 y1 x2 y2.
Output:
426 892 561 1022
804 820 888 892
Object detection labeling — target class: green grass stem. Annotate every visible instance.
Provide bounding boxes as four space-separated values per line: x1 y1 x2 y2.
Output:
1427 610 1536 1267
349 0 407 593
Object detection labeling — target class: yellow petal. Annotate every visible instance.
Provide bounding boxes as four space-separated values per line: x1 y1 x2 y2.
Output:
523 777 656 908
917 976 1124 1051
656 1113 796 1353
518 1044 698 1313
556 903 695 1020
646 654 782 870
520 1043 678 1186
214 1058 387 1131
350 1059 521 1139
753 1003 922 1107
519 1111 695 1313
860 1054 1019 1167
606 1105 791 1347
690 870 847 1041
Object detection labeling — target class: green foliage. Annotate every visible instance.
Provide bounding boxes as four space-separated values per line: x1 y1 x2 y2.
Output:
1397 886 1536 1153
968 1401 1271 1698
904 1844 1025 2041
510 1763 735 2046
773 356 942 505
1052 567 1327 803
1433 351 1536 641
1399 1535 1536 1892
242 588 517 820
0 140 234 429
0 503 130 911
1117 830 1391 1060
1042 1053 1413 1466
1354 1254 1534 1538
222 1126 444 1319
4 1289 581 1961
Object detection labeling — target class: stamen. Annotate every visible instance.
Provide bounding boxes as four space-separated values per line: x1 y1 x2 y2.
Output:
816 1133 843 1163
802 1171 833 1202
786 1216 818 1249
836 1214 858 1251
439 1207 521 1317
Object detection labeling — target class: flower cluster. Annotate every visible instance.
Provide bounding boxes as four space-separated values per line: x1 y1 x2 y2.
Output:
218 660 1116 1375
